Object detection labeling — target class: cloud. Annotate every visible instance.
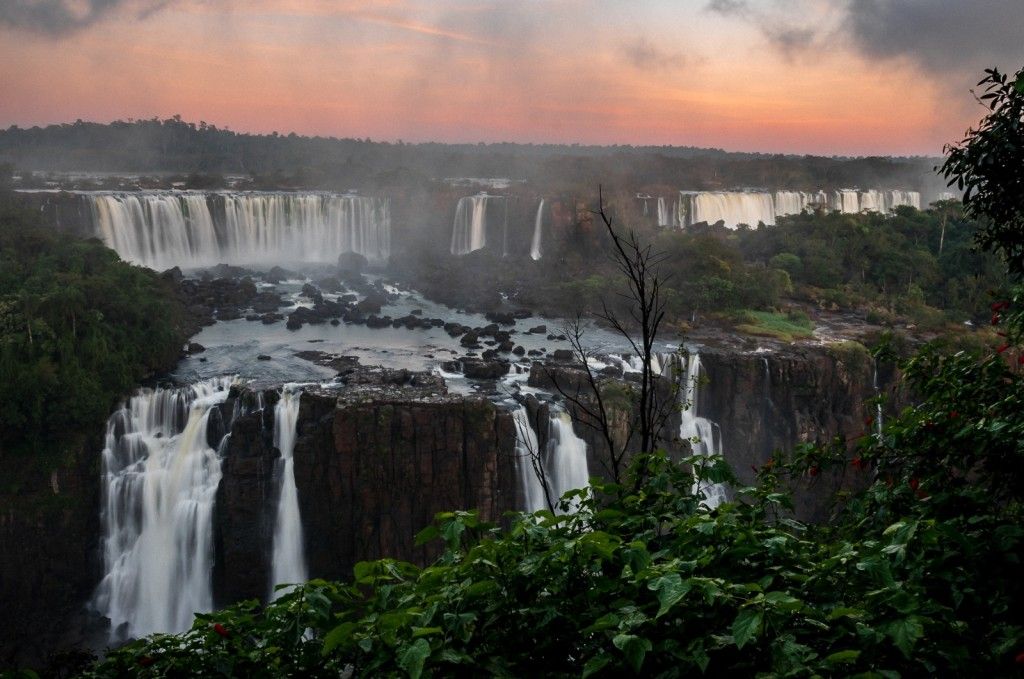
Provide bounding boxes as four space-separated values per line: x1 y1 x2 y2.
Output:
0 0 171 36
845 0 1024 76
622 37 688 72
705 0 747 16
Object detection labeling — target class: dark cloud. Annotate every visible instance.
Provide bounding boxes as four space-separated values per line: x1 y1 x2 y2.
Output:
705 0 748 16
846 0 1024 76
622 37 688 72
0 0 170 37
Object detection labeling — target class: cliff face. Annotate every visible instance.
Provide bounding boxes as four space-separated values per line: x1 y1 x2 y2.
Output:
213 381 518 604
0 439 102 669
699 344 901 521
293 392 518 584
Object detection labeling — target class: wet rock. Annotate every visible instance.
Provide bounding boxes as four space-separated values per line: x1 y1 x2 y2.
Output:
485 311 515 326
513 345 526 356
187 342 206 354
246 314 261 322
498 340 515 352
552 349 575 361
257 354 271 361
337 251 368 274
316 276 344 293
261 313 282 325
528 325 547 334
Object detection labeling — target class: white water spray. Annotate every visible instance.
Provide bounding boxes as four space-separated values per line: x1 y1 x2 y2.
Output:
270 387 307 598
89 192 391 270
530 199 545 261
92 376 235 641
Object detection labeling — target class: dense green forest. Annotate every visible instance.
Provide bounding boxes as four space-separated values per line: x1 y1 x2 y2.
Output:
0 191 189 466
70 66 1024 678
532 201 1006 338
0 117 935 194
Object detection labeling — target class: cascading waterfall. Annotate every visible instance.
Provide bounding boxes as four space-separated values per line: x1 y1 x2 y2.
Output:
680 191 777 229
674 352 728 508
88 191 391 270
530 199 545 261
451 193 498 256
270 387 307 598
512 405 590 514
92 376 236 641
657 197 669 227
872 361 884 437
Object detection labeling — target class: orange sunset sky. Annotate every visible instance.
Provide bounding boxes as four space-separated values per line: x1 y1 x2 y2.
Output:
2 0 1023 156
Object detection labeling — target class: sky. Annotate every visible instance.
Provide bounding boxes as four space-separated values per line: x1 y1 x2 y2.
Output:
1 0 1023 156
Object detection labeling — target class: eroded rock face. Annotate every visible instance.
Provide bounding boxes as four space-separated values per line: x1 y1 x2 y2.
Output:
213 372 518 604
292 392 518 584
698 345 902 522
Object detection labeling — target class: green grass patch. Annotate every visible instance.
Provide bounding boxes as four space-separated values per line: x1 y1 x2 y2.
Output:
735 310 815 342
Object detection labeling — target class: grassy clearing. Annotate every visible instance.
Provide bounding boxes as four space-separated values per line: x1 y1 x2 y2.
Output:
735 309 815 342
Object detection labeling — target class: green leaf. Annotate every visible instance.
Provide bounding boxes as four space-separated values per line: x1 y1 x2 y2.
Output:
884 616 924 658
825 649 861 665
612 634 652 672
731 608 763 650
322 621 357 654
582 653 611 678
411 626 442 638
647 573 691 618
414 524 439 546
398 638 431 679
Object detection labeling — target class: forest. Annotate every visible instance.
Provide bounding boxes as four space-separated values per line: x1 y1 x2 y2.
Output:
62 66 1024 678
0 190 189 468
0 117 936 195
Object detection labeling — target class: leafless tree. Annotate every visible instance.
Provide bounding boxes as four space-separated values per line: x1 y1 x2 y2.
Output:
540 186 679 487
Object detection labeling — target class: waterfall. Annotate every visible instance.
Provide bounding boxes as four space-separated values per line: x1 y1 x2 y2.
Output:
872 361 884 437
832 190 860 214
512 405 548 512
657 197 669 227
92 376 236 641
679 191 776 229
451 193 497 255
512 405 589 514
676 352 728 508
88 191 391 270
270 387 307 598
530 199 545 261
773 191 809 217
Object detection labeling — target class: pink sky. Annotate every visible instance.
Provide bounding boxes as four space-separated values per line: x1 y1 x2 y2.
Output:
1 0 1020 155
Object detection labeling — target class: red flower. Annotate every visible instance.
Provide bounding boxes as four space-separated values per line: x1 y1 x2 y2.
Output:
992 314 1001 326
909 477 919 491
851 456 866 471
998 344 1010 354
809 465 820 477
1018 355 1024 365
864 416 874 427
138 656 155 667
991 301 1011 312
214 623 230 639
1015 651 1024 664
949 410 959 419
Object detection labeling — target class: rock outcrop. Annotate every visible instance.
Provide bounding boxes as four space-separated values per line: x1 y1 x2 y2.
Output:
213 370 518 605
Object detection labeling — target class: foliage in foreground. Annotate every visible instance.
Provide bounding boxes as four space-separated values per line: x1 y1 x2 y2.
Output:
79 340 1024 677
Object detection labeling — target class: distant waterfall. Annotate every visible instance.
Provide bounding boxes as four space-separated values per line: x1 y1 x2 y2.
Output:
681 191 777 229
674 352 727 508
656 197 669 227
270 387 307 598
530 199 545 261
512 405 590 513
88 191 391 270
451 193 500 256
92 376 236 641
675 189 920 229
